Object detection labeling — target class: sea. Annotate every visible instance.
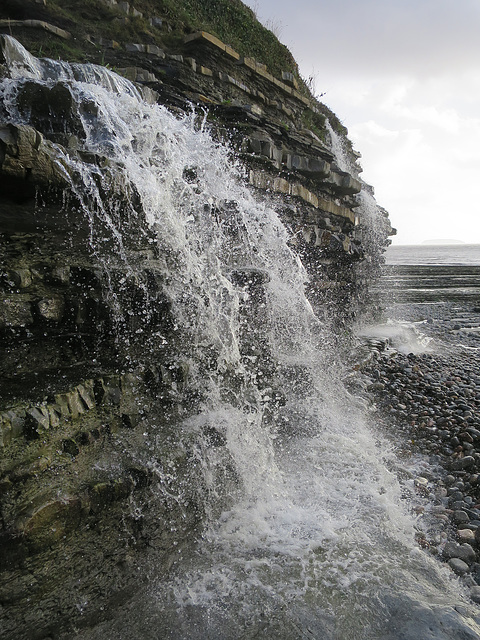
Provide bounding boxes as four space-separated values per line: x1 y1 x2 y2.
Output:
366 244 480 354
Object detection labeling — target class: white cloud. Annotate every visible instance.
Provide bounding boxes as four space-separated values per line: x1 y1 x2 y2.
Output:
380 98 461 135
352 121 399 140
246 0 480 244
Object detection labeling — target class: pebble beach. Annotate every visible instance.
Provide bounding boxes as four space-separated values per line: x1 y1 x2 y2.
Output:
356 244 480 602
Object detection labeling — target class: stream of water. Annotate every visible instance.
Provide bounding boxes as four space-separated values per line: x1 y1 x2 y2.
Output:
2 37 480 639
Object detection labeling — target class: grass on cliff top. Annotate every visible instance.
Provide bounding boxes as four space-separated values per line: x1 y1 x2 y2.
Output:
0 0 348 136
1 0 299 77
159 0 298 77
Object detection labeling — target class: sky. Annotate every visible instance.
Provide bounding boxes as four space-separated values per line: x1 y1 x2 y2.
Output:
244 0 480 245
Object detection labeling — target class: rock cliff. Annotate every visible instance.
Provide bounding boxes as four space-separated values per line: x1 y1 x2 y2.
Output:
0 3 393 638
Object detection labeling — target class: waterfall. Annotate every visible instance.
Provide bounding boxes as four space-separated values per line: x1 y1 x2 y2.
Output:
1 37 480 639
326 119 391 259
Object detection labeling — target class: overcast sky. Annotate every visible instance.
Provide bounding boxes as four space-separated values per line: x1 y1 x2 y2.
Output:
244 0 480 245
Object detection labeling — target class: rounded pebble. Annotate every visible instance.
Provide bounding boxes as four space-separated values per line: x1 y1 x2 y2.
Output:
449 558 470 575
458 529 475 543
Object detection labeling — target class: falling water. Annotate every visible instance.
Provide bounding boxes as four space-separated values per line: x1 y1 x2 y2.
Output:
326 119 392 260
2 38 480 639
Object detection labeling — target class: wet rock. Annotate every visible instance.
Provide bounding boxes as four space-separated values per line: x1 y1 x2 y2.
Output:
470 585 480 603
49 265 70 284
94 377 121 406
17 81 85 144
77 382 96 410
448 558 470 575
89 482 114 513
453 510 470 525
21 498 82 552
62 438 79 457
65 390 86 419
24 406 50 438
450 456 476 471
457 529 476 542
37 295 65 321
0 123 70 191
7 268 32 289
443 542 476 564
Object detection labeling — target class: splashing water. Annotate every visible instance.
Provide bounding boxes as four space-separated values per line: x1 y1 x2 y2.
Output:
2 37 480 640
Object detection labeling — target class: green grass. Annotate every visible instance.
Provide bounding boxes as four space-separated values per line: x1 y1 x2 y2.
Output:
173 0 298 76
1 0 348 140
2 0 300 77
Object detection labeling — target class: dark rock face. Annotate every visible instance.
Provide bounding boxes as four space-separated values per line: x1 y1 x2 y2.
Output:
0 22 393 638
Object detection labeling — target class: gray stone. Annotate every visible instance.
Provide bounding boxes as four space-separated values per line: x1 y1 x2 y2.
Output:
95 377 121 406
448 558 470 575
97 38 119 49
458 529 476 543
145 45 165 58
448 489 464 500
125 43 146 53
0 413 12 446
281 71 299 89
7 409 26 438
453 509 470 524
66 390 86 419
25 406 50 434
77 382 96 410
149 17 163 28
1 123 70 186
306 158 330 178
340 174 362 195
47 406 61 429
291 154 307 171
135 69 157 82
50 265 70 284
0 19 70 39
451 455 476 471
54 394 71 418
464 575 477 588
125 42 146 53
443 542 476 564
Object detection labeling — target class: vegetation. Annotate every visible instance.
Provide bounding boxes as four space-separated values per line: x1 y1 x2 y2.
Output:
1 0 298 75
315 102 349 137
0 0 348 139
169 0 298 76
300 108 327 141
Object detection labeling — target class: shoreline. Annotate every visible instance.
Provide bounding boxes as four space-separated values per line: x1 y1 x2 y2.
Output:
357 344 480 601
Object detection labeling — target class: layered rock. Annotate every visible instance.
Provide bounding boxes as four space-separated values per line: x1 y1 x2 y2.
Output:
0 8 393 637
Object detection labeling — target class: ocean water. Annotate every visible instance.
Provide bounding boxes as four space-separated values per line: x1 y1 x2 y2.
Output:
367 244 480 353
386 244 480 266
